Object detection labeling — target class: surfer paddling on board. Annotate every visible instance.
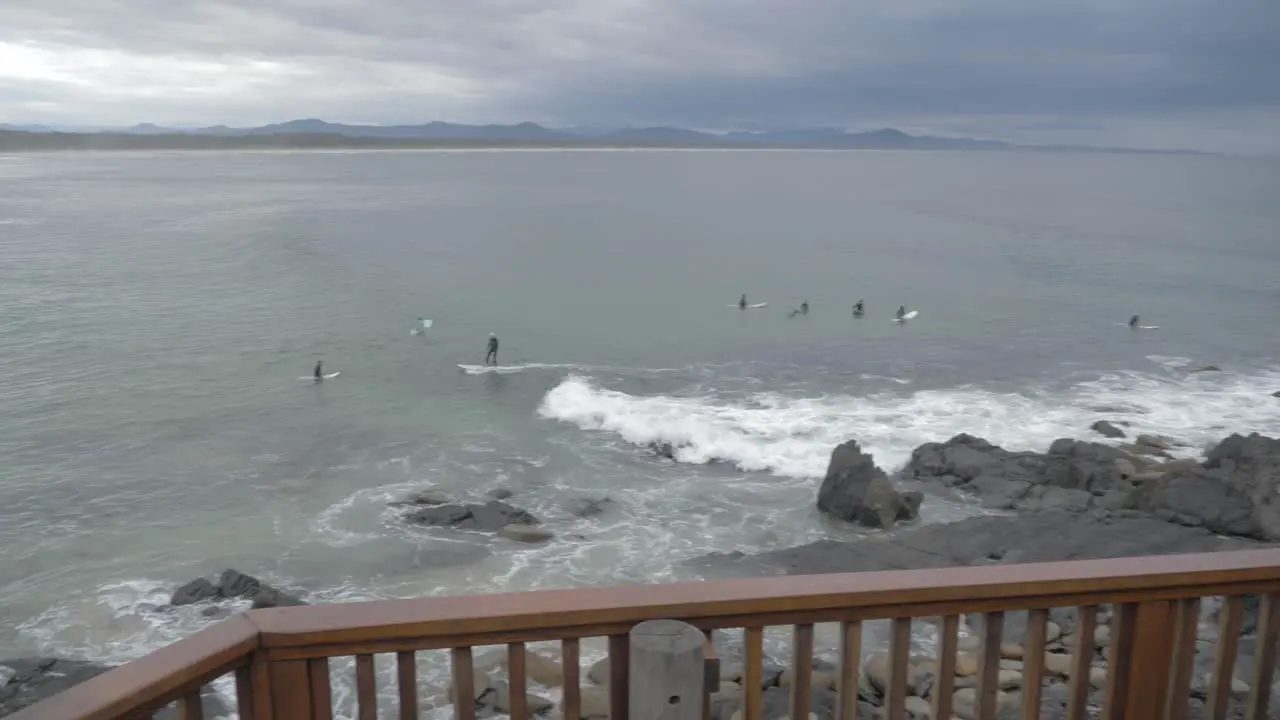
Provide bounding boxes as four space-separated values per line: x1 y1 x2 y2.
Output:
1129 315 1140 329
485 334 499 366
853 300 864 316
739 294 747 310
313 360 323 382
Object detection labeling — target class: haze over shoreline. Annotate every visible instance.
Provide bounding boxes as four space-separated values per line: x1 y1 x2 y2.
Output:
0 120 1205 155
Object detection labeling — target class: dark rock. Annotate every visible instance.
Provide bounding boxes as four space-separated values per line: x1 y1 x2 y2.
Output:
1189 365 1222 373
816 440 921 529
902 434 1133 511
169 577 220 606
649 442 679 460
169 569 306 609
1091 421 1126 439
389 489 450 507
487 487 514 500
1272 391 1280 398
687 511 1262 578
0 658 110 716
404 501 540 532
1140 433 1280 540
566 497 612 518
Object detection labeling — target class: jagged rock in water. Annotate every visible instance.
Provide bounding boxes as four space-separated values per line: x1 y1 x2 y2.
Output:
816 440 921 529
403 500 540 532
170 569 306 609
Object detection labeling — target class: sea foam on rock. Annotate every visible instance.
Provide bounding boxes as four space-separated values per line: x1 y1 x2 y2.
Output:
170 569 306 609
816 440 921 529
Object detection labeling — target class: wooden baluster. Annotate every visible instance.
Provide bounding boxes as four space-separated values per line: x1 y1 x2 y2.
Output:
837 621 862 720
1100 603 1136 720
703 630 718 720
1166 598 1201 720
976 612 1004 720
506 643 527 720
308 658 333 720
452 648 476 720
563 639 581 720
397 651 418 720
1208 596 1245 720
1066 606 1098 720
609 634 630 720
178 689 204 720
791 624 814 720
883 619 910 720
268 660 313 720
235 664 257 720
1246 594 1280 720
931 616 958 720
1118 601 1178 719
1021 609 1048 720
744 627 764 720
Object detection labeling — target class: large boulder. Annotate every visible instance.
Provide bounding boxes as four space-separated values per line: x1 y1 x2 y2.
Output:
403 501 540 532
0 659 110 716
1091 421 1126 439
816 441 921 529
170 569 306 609
902 435 1133 511
1140 434 1280 540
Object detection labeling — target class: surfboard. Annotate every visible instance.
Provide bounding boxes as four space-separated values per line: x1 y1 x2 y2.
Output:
727 303 769 309
411 319 434 335
1117 323 1159 330
893 310 919 322
300 372 341 381
458 364 526 375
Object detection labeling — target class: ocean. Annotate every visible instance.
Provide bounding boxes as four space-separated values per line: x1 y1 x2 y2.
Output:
1 148 1278 710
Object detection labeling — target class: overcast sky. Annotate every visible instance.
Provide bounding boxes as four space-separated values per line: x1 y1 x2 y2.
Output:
2 0 1277 152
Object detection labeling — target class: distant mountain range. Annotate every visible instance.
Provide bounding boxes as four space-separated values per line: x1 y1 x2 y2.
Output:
0 120 1201 154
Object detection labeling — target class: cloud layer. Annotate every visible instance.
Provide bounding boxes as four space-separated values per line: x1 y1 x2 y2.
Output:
2 0 1278 151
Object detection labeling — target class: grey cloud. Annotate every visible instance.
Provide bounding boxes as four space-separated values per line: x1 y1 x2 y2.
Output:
0 0 1277 150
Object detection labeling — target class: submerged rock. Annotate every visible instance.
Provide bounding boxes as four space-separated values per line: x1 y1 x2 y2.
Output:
404 501 540 532
499 524 555 543
0 659 110 716
816 441 921 529
388 489 449 507
170 569 306 609
566 496 613 518
1090 420 1126 439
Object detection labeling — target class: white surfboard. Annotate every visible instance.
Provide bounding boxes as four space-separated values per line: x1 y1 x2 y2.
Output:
727 303 769 309
300 372 341 381
411 319 434 335
893 310 919 322
1117 323 1159 330
458 364 527 375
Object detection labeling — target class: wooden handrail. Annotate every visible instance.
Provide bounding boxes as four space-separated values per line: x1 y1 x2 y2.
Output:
8 549 1280 720
248 549 1280 648
7 615 258 720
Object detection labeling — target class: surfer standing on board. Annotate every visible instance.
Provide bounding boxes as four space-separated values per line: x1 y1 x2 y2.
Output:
739 294 747 310
313 360 323 381
896 305 907 320
485 334 499 366
1129 315 1140 328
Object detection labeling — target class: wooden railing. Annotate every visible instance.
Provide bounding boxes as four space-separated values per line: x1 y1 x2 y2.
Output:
10 549 1280 720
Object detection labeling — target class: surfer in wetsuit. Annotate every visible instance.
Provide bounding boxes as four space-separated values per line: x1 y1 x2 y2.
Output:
1129 315 1140 328
853 300 864 316
739 294 747 310
485 334 499 366
896 305 907 320
314 360 323 381
801 301 809 315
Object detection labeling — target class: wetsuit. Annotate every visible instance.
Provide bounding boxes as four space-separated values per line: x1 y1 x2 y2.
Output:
739 296 747 310
314 362 323 381
485 337 499 366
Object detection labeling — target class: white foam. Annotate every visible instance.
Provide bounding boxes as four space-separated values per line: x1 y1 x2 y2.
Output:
458 363 580 375
539 366 1280 477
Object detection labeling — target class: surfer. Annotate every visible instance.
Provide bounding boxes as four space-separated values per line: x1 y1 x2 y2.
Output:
896 305 907 320
853 300 864 316
313 360 323 381
1129 315 1140 328
739 294 747 310
485 334 499 366
801 301 809 315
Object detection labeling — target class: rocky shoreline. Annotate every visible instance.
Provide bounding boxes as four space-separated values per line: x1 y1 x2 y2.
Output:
4 430 1278 718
